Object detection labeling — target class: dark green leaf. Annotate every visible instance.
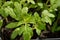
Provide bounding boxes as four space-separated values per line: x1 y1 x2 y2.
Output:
56 27 60 31
0 20 3 29
37 22 46 30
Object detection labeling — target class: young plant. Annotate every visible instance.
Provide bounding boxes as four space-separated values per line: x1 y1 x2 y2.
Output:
49 0 60 32
0 0 56 40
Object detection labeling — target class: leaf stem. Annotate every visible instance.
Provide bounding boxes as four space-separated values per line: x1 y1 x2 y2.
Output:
46 0 49 5
5 18 8 23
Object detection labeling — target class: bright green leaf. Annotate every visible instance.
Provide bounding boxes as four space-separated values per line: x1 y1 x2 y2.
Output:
37 3 43 8
4 6 17 19
14 2 21 11
42 10 55 18
23 24 33 40
36 28 41 35
34 12 41 21
27 0 35 4
42 16 52 25
42 10 55 25
22 7 28 14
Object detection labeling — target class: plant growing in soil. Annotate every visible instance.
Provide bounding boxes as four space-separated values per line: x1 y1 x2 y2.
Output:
0 0 60 40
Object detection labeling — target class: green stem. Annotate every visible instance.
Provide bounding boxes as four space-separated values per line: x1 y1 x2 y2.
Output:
46 0 49 5
5 18 8 23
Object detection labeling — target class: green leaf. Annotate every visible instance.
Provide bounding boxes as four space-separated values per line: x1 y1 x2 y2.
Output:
11 28 21 39
29 4 37 8
11 0 21 2
23 24 33 40
35 27 41 35
17 21 24 26
27 0 35 4
35 22 45 35
28 16 35 24
37 22 46 30
0 20 3 29
37 3 43 8
34 12 41 21
23 32 31 40
0 8 8 17
50 0 56 5
11 27 24 39
6 22 18 28
48 13 55 18
56 27 60 31
14 2 21 12
35 25 41 35
50 0 60 10
42 10 55 18
14 2 22 20
14 8 21 20
42 10 55 25
58 12 60 19
0 0 2 7
4 6 17 19
10 24 33 40
3 1 13 7
23 14 34 23
22 7 28 14
18 26 24 35
51 21 57 32
42 16 52 25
